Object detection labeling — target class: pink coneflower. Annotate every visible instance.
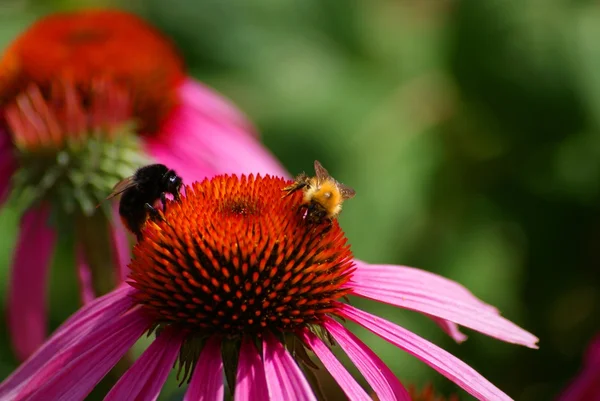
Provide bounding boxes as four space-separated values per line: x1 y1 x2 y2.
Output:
0 9 286 361
0 173 538 401
558 335 600 401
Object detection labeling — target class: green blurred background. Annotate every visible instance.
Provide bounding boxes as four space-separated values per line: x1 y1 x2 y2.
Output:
1 0 599 400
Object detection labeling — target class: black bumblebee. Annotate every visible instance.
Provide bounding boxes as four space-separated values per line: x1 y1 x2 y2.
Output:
105 164 183 240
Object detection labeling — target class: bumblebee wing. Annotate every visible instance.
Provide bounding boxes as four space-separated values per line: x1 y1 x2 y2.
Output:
105 176 137 200
313 160 331 182
338 183 356 200
95 177 136 209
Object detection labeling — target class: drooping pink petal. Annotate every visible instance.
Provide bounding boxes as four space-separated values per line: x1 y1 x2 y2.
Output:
0 154 14 204
0 285 136 399
109 204 131 281
348 262 498 311
559 369 600 401
338 303 514 401
75 245 95 304
145 80 288 184
104 326 184 401
0 127 16 205
429 316 468 343
17 307 149 401
558 335 600 401
348 262 488 343
177 79 257 134
262 331 317 401
7 206 56 361
235 337 269 401
347 262 538 348
299 329 371 401
324 318 411 401
184 336 224 401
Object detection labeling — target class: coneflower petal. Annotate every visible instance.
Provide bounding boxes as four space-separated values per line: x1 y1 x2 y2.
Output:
104 327 184 401
350 283 536 348
348 263 538 348
235 337 270 401
144 82 287 184
7 207 55 361
558 368 600 401
428 316 468 343
339 303 513 401
184 336 224 401
557 335 600 401
75 245 95 304
0 285 134 399
348 263 485 343
178 79 256 134
299 328 371 401
348 262 497 311
0 128 15 204
262 331 317 401
20 308 149 401
324 318 411 401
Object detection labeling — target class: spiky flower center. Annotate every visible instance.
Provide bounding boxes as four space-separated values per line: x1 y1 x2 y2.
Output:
128 175 355 336
0 9 184 133
0 10 185 217
5 80 148 217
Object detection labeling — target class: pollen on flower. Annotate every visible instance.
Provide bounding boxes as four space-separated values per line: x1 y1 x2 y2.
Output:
0 9 185 133
127 174 355 336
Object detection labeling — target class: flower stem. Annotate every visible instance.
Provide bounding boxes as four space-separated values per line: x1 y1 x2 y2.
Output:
74 211 119 300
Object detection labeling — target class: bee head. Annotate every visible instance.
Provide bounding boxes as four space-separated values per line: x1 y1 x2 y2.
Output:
164 169 183 198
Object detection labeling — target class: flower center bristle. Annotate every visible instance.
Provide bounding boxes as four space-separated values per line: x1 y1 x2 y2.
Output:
6 79 148 217
1 10 184 219
0 9 184 133
128 175 355 336
6 80 130 151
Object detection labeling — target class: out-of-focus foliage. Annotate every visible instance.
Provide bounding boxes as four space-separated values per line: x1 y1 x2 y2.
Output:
1 0 599 400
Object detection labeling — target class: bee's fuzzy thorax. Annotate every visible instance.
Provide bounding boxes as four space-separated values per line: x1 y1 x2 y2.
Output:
303 179 343 219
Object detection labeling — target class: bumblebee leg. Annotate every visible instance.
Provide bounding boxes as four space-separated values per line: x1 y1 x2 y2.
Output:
282 177 309 198
297 204 309 219
160 193 168 212
145 203 163 222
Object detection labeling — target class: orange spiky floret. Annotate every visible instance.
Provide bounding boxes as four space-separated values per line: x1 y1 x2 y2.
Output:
128 174 355 335
5 79 132 151
0 9 185 134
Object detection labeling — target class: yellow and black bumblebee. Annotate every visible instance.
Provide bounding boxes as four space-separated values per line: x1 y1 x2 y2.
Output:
283 160 355 224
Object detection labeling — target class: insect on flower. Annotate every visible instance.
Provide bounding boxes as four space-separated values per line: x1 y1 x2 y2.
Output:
0 170 538 401
104 164 183 241
283 160 356 224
